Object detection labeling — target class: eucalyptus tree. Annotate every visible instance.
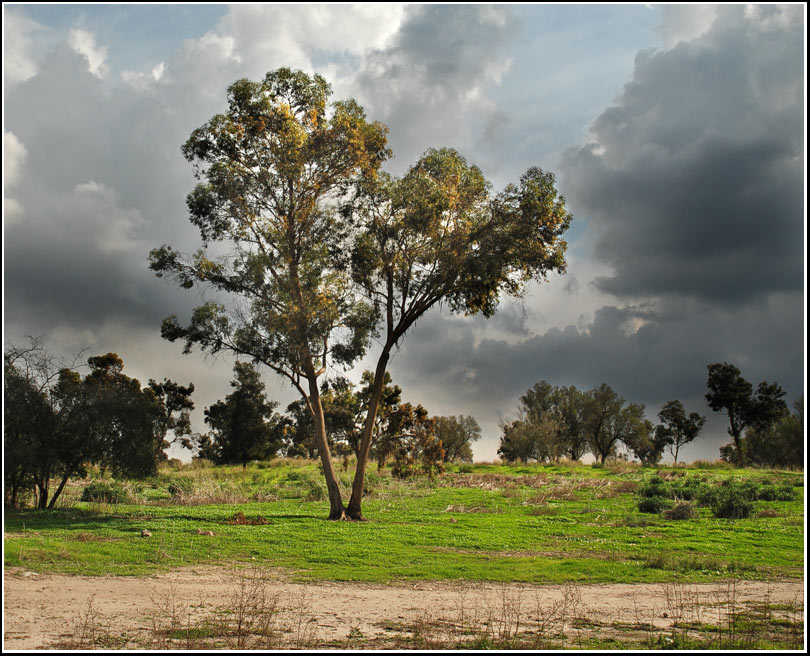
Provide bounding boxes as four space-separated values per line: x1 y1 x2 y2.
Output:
150 68 390 519
151 68 571 520
345 151 571 518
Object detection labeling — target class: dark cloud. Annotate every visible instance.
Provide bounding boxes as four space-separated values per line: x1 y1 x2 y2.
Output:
387 291 803 459
560 5 804 305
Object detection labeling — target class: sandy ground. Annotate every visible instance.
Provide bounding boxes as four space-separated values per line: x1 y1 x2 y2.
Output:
3 566 805 650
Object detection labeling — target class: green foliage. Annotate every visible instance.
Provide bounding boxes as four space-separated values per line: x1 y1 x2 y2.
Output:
711 484 754 519
434 415 481 463
639 476 671 499
757 484 796 502
201 362 285 467
80 482 128 504
638 495 672 514
661 501 699 520
4 340 182 509
655 400 706 465
498 382 589 464
3 461 803 585
706 363 788 466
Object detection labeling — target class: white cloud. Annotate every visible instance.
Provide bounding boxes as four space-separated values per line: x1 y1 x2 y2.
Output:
68 28 109 78
3 9 46 84
657 4 718 49
121 61 167 90
4 131 27 188
4 131 28 225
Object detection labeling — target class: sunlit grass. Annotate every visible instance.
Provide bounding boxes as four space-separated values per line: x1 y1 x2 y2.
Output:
4 460 803 583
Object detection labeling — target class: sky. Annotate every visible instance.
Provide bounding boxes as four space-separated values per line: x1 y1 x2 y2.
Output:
3 3 806 463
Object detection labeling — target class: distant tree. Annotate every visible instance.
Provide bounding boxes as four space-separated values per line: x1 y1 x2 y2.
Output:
497 415 537 464
203 362 284 468
582 384 624 465
388 404 444 479
554 385 590 461
706 363 787 466
497 381 589 464
148 378 195 453
655 400 706 465
434 415 481 463
4 359 56 507
735 396 803 468
583 384 651 465
625 427 668 466
5 348 172 509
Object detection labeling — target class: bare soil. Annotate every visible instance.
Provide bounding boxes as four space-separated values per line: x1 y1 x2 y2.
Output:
3 566 804 649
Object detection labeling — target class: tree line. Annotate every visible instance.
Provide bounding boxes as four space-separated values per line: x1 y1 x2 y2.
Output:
4 340 481 508
498 363 803 468
190 361 481 477
4 338 194 508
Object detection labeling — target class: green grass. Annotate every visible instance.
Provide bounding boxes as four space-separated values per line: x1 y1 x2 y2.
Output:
4 460 804 583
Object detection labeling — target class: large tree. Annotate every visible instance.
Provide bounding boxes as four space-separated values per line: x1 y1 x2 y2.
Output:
705 362 787 466
151 68 571 520
150 68 390 518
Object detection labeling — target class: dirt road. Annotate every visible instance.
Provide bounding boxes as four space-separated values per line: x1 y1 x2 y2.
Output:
3 566 804 649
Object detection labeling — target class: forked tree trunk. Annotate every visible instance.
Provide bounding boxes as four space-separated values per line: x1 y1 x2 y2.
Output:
346 351 390 520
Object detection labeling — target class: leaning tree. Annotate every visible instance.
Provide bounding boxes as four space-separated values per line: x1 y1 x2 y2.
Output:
151 68 572 520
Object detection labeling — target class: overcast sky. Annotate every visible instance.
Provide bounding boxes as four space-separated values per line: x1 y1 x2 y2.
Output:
3 3 806 463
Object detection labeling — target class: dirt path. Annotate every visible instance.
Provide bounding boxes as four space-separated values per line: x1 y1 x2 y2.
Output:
3 566 804 649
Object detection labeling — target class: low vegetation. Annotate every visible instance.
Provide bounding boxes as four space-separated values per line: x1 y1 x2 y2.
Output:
5 459 803 585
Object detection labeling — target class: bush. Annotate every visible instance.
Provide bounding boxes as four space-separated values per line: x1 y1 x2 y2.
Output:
638 495 672 514
670 476 711 502
81 481 128 504
711 485 753 519
639 476 670 499
662 501 699 520
758 484 796 501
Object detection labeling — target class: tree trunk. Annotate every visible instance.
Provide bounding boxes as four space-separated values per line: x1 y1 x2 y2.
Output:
47 472 72 509
346 351 390 520
306 374 346 520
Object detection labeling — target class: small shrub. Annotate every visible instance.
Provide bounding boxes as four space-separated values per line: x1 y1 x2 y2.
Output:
302 477 326 501
80 482 128 504
638 495 672 514
457 464 474 474
711 486 753 519
662 501 699 520
758 484 796 501
639 476 670 499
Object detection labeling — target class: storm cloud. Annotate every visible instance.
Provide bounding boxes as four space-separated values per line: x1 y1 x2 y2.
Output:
3 5 804 461
561 4 804 305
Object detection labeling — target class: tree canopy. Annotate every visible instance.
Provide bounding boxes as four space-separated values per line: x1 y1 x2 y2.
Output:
151 67 572 519
4 342 190 509
706 362 787 466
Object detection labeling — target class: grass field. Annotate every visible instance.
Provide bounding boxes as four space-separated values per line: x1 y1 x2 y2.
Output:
4 459 804 585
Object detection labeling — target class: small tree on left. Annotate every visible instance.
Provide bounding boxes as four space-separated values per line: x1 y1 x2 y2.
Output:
4 339 193 508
